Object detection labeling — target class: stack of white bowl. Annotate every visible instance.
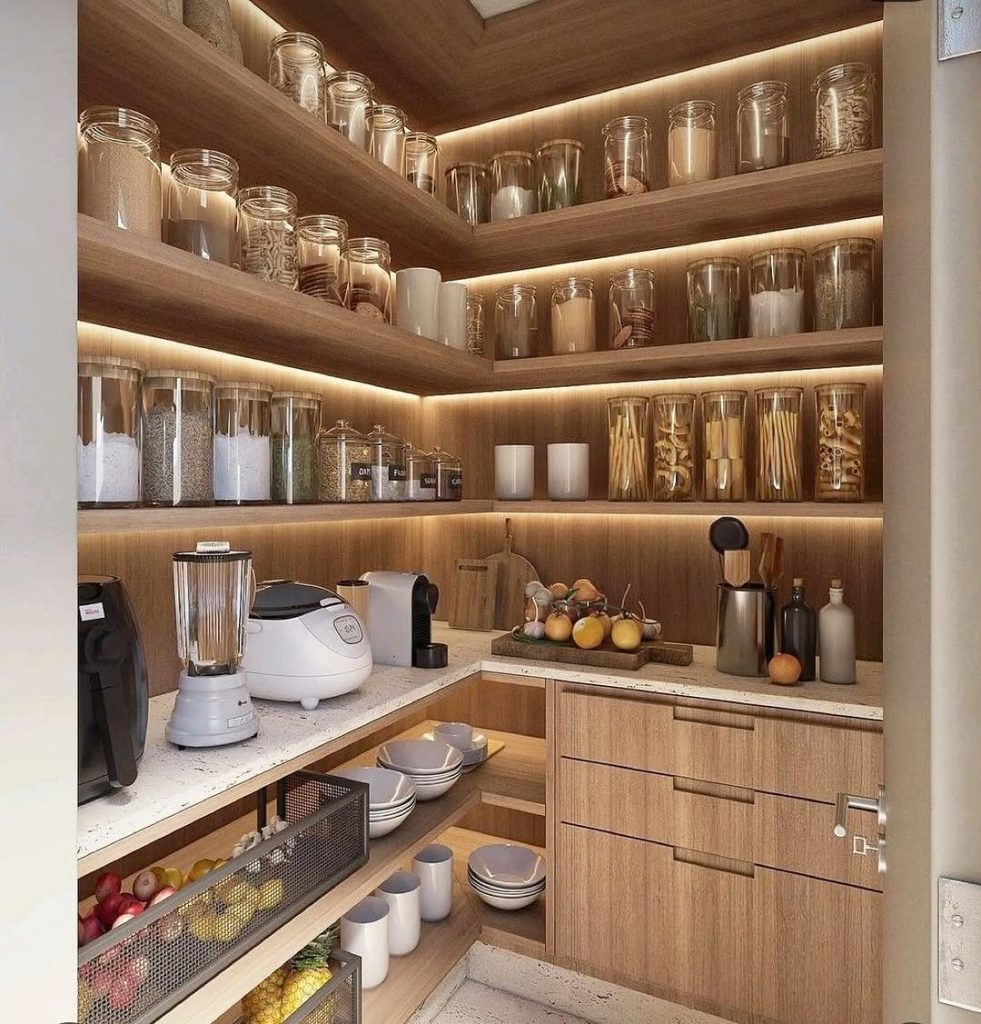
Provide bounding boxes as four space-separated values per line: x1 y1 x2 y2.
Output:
433 721 489 772
335 766 417 838
377 738 463 801
468 843 546 910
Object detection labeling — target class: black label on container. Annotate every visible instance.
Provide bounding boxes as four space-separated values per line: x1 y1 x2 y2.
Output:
350 462 372 482
388 465 407 482
449 474 463 489
420 473 437 489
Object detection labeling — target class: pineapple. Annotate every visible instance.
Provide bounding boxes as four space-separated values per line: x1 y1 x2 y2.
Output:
279 934 333 1019
243 965 288 1024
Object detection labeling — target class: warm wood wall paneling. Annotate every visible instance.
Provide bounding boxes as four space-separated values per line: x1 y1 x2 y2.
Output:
437 23 882 200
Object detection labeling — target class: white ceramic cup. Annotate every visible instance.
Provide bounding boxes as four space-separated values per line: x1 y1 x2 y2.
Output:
374 870 421 955
412 843 454 922
438 281 469 349
395 267 441 339
341 896 390 989
495 444 535 501
547 443 590 500
434 721 474 750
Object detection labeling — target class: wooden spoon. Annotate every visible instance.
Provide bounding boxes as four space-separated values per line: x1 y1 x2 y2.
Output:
759 532 775 587
723 549 751 588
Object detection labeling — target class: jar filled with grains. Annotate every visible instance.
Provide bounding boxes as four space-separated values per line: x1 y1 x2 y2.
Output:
341 237 392 322
79 106 162 240
602 116 652 198
466 293 486 356
368 105 407 174
737 81 790 173
536 139 584 211
318 419 371 502
237 185 298 288
406 444 437 501
748 248 806 338
167 148 238 265
268 31 327 118
815 382 866 502
686 257 742 342
77 356 145 508
405 133 439 194
551 277 596 354
812 237 876 330
445 162 490 226
495 284 538 359
430 445 463 501
271 390 321 504
141 370 216 507
813 62 876 159
668 100 718 186
213 381 272 505
489 151 537 220
366 424 408 501
609 268 656 348
297 214 348 304
325 71 374 150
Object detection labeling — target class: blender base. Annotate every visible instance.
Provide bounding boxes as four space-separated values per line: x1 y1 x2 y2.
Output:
166 670 261 748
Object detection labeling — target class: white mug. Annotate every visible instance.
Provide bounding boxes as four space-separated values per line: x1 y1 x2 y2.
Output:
375 871 421 955
495 444 535 501
547 443 590 500
438 282 469 349
395 267 441 339
341 896 390 989
412 843 454 922
434 722 473 750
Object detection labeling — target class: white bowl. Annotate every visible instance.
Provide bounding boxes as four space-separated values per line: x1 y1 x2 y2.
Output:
370 798 417 820
468 844 546 888
469 884 543 911
411 775 461 801
368 803 414 838
335 766 416 809
377 739 463 774
467 870 545 897
376 760 461 780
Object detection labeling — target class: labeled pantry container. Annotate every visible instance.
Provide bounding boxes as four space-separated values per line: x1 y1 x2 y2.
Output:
602 115 652 197
652 393 696 501
536 139 584 211
237 185 298 288
318 419 371 502
701 390 747 500
341 237 392 321
495 283 538 359
141 370 215 506
297 214 347 304
78 106 162 240
406 444 437 501
813 61 876 158
213 382 272 505
609 268 656 348
812 237 876 330
430 445 463 500
748 247 805 337
607 396 650 501
406 132 439 193
368 104 407 174
489 151 537 220
325 70 374 149
267 31 327 118
366 424 408 501
77 357 144 508
445 162 490 226
737 80 790 173
816 382 866 502
756 386 804 501
271 390 321 504
687 257 741 342
667 100 718 186
551 276 596 354
166 148 238 264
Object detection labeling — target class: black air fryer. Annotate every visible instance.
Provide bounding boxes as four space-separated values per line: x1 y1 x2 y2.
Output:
78 575 149 805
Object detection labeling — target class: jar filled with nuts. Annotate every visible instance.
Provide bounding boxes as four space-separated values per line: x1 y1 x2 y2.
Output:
602 116 652 198
317 419 371 502
341 237 392 322
653 393 696 501
815 383 866 502
813 61 875 159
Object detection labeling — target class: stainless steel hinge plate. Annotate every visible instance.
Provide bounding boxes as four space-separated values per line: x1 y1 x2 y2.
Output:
940 0 981 60
939 877 981 1010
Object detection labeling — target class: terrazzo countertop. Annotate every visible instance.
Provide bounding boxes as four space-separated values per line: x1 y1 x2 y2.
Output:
78 625 882 864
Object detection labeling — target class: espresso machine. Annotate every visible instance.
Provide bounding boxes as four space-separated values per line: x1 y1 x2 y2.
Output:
360 571 447 668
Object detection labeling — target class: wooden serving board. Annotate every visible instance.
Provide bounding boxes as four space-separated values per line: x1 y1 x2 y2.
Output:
482 518 539 630
448 558 502 630
490 632 694 670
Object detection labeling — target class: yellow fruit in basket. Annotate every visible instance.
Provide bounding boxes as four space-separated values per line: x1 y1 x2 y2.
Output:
225 880 258 905
227 901 255 928
572 616 604 650
548 581 569 598
611 617 643 652
213 874 239 902
186 859 215 884
544 612 572 642
258 878 285 911
212 857 227 871
572 578 601 603
180 894 211 920
594 612 613 639
215 910 245 943
150 866 169 889
164 866 184 891
78 978 94 1022
190 909 218 942
243 966 288 1024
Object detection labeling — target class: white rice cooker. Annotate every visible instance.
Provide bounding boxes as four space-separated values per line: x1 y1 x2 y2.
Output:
243 580 373 710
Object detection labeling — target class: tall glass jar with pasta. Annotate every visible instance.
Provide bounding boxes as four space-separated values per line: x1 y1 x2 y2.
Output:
701 390 748 500
653 393 696 501
815 383 866 502
756 386 804 501
236 185 298 288
607 396 650 501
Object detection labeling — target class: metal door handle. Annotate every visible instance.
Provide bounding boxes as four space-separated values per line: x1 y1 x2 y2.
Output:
833 790 884 837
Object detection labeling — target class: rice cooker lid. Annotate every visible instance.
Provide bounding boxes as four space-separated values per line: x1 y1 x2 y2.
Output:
251 580 341 620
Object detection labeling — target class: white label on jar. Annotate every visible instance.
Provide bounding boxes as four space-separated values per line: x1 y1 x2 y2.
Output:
79 602 105 622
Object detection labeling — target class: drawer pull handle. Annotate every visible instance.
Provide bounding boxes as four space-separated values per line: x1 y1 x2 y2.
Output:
672 776 755 804
672 705 755 731
673 846 755 878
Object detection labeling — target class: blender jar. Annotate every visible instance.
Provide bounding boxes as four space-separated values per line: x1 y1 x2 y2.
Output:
318 419 371 502
213 381 272 505
271 390 321 504
367 424 408 501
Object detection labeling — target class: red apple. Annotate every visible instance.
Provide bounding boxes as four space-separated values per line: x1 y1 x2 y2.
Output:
96 892 125 928
94 871 122 903
80 913 105 945
149 885 176 906
107 971 139 1010
132 870 159 903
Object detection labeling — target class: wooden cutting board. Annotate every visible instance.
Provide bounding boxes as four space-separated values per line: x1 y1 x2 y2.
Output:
447 558 501 630
482 518 539 630
491 631 694 670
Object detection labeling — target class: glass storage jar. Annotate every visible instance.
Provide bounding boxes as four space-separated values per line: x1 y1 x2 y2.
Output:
536 139 583 211
77 356 144 508
687 257 742 342
815 382 866 502
756 386 804 501
489 151 537 220
602 115 652 197
749 247 806 337
167 148 238 264
668 100 718 186
551 276 596 354
366 424 408 501
495 284 538 359
813 62 875 158
79 106 162 240
406 132 439 194
737 81 789 173
445 162 490 226
466 293 486 356
271 390 321 504
237 185 298 288
268 31 327 118
368 105 407 174
812 237 876 330
701 390 748 501
609 267 656 348
653 393 696 501
607 396 650 501
341 237 392 321
430 445 463 501
297 214 347 304
406 444 437 501
141 369 215 507
318 419 371 502
325 70 374 149
213 382 272 505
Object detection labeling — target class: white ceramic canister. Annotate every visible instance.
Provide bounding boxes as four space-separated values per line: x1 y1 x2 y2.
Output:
340 896 390 989
395 267 441 339
495 444 535 501
374 871 421 955
438 281 468 349
547 443 589 500
412 843 454 922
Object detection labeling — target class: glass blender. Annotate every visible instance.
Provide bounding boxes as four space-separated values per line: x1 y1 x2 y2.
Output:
165 541 260 747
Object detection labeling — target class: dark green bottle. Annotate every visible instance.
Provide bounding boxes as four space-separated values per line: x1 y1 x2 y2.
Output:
781 578 816 681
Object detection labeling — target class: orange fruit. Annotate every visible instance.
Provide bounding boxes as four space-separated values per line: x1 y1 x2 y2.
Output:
611 617 643 652
544 613 573 642
572 616 604 650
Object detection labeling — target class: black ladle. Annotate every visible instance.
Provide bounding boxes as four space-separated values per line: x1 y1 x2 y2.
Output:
709 516 750 580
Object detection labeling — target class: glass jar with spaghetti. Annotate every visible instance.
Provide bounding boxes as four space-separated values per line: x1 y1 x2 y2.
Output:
756 386 804 501
607 396 650 501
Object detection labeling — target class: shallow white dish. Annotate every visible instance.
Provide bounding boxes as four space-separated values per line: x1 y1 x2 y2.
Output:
468 843 546 888
410 774 461 801
368 802 414 839
370 797 417 820
377 738 463 774
335 766 417 808
467 870 545 897
468 883 543 911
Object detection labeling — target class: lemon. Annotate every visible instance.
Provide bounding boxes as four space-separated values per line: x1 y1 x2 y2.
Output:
257 878 285 911
572 616 604 650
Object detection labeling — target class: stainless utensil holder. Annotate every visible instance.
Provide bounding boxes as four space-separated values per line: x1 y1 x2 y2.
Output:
716 583 777 676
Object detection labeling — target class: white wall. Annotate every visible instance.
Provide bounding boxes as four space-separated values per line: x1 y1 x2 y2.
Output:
0 1 78 1019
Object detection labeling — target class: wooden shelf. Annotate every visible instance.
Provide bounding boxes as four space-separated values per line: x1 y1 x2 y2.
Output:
77 0 471 270
78 216 491 396
494 501 884 519
77 498 494 535
454 152 883 277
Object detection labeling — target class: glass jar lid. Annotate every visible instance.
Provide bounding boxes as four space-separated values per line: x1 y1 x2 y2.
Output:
445 161 488 175
428 444 458 464
269 30 325 60
78 355 146 378
737 80 788 104
669 99 716 121
756 386 804 399
815 382 867 396
325 70 374 93
655 392 697 404
813 61 875 91
169 148 239 189
79 106 159 148
812 236 877 257
215 381 273 398
366 424 406 451
271 389 322 403
342 237 391 261
144 368 217 390
237 185 298 215
406 132 438 150
702 389 748 402
687 255 741 272
607 395 649 406
367 104 406 128
536 138 584 155
322 418 365 442
602 115 651 135
496 282 536 299
489 150 535 163
749 247 806 266
610 267 656 285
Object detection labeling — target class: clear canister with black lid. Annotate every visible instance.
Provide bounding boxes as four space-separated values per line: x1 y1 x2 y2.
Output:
406 444 436 501
366 424 408 501
318 419 371 502
430 445 463 501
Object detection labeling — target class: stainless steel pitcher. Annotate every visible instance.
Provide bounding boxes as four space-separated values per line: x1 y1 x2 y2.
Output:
716 583 777 676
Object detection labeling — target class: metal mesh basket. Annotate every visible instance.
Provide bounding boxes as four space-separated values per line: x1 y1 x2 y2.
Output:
78 772 368 1024
281 949 361 1024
